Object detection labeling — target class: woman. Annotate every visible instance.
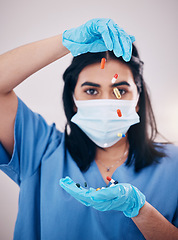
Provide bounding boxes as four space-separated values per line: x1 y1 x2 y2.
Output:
0 18 177 240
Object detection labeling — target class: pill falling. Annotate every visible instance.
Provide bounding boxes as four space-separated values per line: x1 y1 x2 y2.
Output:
113 88 121 99
117 109 122 117
100 58 106 69
106 176 113 182
106 176 119 186
111 74 118 84
84 182 87 187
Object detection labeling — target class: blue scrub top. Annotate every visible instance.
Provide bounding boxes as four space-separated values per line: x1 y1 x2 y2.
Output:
0 97 178 240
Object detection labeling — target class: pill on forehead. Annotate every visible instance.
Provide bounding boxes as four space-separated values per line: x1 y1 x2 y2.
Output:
100 58 106 69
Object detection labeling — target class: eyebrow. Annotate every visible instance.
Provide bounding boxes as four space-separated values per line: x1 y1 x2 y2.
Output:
81 81 130 88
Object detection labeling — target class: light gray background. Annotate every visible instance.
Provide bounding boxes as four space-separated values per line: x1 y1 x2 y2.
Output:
0 0 178 239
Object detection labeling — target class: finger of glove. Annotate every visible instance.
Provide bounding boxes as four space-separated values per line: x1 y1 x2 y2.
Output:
79 189 119 208
63 27 84 41
60 177 121 207
91 195 128 212
129 34 136 43
91 199 114 211
87 40 108 53
90 193 131 212
115 27 132 62
97 24 113 51
107 21 123 57
62 40 108 56
60 177 96 204
120 32 132 61
110 195 134 212
121 34 132 61
89 184 127 202
60 177 117 210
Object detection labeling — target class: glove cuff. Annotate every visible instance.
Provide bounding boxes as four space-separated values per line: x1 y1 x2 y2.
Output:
123 186 146 218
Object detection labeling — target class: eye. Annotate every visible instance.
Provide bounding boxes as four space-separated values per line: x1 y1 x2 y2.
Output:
118 89 126 95
85 88 98 95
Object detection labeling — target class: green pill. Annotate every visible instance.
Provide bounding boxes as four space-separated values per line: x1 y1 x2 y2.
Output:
76 183 80 188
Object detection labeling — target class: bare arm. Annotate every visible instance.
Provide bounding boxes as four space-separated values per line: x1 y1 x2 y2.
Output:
132 201 178 240
0 34 69 155
0 34 69 93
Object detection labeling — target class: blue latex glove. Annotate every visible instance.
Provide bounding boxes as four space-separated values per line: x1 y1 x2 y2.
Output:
62 18 135 61
59 176 146 218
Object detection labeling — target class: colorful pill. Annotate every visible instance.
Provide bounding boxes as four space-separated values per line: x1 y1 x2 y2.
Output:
106 176 119 186
96 188 101 191
100 58 106 69
106 176 114 183
117 133 126 138
117 109 122 117
111 74 118 84
113 88 121 99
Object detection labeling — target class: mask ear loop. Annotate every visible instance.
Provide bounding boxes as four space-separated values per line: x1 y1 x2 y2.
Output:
73 94 77 102
72 95 78 113
73 94 82 106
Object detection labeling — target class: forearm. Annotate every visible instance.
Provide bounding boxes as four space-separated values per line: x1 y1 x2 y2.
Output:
0 34 69 94
132 201 178 240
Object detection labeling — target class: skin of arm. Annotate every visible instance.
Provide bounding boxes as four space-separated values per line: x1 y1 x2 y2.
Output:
132 201 178 240
0 34 69 155
0 34 69 94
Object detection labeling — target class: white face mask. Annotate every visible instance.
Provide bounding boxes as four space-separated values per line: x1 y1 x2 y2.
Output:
71 99 140 148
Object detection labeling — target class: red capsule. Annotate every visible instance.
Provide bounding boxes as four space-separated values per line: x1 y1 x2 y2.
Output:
117 109 122 117
114 74 118 79
106 176 111 181
100 58 106 69
111 74 118 83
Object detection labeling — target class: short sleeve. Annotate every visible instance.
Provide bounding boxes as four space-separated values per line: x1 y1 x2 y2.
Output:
172 202 178 227
0 97 62 185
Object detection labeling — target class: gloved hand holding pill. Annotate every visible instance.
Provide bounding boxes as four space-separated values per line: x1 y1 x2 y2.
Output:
62 18 135 61
59 176 146 218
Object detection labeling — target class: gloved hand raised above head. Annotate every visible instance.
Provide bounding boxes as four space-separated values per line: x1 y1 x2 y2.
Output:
59 176 146 218
62 18 135 61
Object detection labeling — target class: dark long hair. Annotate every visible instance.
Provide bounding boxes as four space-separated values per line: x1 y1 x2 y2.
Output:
62 45 166 172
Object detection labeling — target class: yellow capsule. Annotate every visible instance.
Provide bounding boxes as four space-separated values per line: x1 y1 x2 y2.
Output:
117 133 122 137
113 88 121 99
96 188 101 191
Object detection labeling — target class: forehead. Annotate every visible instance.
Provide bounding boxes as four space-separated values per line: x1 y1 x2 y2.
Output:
77 60 134 84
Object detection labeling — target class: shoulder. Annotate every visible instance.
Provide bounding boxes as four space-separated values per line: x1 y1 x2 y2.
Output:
159 143 178 158
155 143 178 168
17 96 64 140
16 96 66 163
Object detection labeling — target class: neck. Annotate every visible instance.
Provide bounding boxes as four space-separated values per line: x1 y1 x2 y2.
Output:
95 137 129 163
